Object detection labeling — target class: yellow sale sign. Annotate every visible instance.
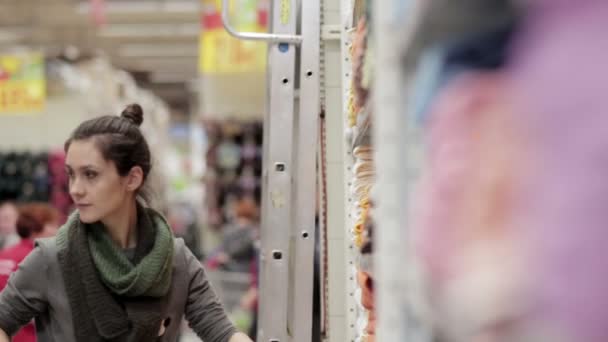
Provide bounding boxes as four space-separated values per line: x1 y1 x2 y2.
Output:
199 0 268 74
0 53 46 113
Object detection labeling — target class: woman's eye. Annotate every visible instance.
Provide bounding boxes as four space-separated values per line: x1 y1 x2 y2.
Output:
84 171 97 179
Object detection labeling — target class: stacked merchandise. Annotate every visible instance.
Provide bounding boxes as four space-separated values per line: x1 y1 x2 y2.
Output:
403 1 524 341
343 0 376 341
0 150 71 216
392 1 608 341
351 147 375 342
0 152 51 202
202 120 263 230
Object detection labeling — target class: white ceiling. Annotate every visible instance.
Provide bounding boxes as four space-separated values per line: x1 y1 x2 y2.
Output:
0 0 201 106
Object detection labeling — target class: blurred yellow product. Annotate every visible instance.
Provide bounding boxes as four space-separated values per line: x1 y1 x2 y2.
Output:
0 81 46 113
0 52 45 114
354 221 364 246
279 0 290 25
0 57 21 76
199 0 267 74
353 200 370 248
348 95 355 107
354 222 364 233
26 82 44 98
360 196 370 207
348 92 357 127
354 234 364 248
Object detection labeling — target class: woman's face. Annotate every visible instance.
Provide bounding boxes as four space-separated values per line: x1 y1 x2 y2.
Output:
65 139 133 224
0 203 18 234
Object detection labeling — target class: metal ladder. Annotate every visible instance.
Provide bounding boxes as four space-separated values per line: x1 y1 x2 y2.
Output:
221 1 321 341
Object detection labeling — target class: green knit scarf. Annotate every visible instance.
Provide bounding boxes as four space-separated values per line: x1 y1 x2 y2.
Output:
86 211 174 297
56 204 174 341
57 206 174 298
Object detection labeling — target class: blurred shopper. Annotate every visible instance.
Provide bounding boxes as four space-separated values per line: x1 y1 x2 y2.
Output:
0 104 252 342
0 203 61 342
0 202 20 250
207 196 259 273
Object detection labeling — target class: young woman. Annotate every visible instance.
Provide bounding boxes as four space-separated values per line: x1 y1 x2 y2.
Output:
0 104 252 342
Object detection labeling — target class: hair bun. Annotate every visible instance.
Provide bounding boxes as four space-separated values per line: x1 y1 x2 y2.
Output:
121 103 144 126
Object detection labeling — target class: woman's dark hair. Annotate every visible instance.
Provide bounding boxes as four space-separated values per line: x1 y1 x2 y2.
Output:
64 104 152 199
16 203 60 239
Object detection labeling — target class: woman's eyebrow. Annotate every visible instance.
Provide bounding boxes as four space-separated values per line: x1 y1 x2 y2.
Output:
65 164 98 171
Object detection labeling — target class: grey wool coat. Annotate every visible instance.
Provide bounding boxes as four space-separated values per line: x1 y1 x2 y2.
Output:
0 237 236 342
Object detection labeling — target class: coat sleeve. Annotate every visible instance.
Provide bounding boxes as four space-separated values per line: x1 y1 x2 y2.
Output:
183 243 238 342
0 245 49 336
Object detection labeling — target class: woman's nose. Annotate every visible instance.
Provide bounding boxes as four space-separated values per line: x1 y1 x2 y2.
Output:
69 178 85 199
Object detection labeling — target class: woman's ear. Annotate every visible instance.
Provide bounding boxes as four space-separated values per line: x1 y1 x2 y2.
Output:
126 166 144 192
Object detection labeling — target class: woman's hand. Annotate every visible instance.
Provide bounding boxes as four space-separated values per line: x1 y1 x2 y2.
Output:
229 332 253 342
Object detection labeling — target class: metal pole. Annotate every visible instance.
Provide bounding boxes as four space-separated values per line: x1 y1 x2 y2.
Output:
257 0 298 340
220 1 325 340
288 0 321 340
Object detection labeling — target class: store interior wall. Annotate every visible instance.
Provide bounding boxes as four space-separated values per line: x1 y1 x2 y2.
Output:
0 93 86 150
199 72 266 120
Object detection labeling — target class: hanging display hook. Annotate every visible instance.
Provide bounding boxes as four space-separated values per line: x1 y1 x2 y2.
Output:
220 0 303 44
